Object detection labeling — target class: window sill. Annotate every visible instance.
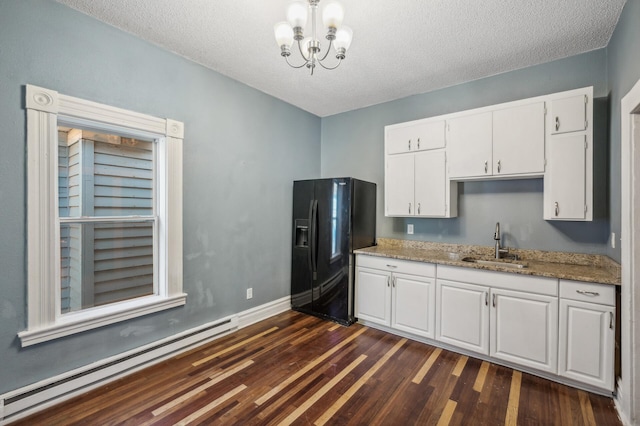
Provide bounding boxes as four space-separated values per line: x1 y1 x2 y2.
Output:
18 293 187 347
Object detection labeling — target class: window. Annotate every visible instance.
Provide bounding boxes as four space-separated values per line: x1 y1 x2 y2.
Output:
20 85 185 347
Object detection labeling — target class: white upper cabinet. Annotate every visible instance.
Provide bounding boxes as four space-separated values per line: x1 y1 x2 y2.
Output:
385 154 415 216
414 150 447 217
386 120 446 154
492 102 545 176
544 87 593 221
544 134 587 220
384 86 593 221
447 112 493 179
550 94 587 135
385 118 456 218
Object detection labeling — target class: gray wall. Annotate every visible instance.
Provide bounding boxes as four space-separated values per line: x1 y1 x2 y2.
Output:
607 0 640 262
0 0 320 394
322 50 611 255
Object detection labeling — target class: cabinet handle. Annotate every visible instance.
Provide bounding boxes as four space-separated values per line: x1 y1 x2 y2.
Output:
492 294 496 308
386 264 398 269
417 138 420 149
417 203 421 215
555 116 560 131
408 139 411 151
555 202 559 217
392 277 396 288
576 290 600 297
408 202 412 214
485 292 488 306
484 161 488 173
610 311 614 329
497 160 501 173
387 276 390 287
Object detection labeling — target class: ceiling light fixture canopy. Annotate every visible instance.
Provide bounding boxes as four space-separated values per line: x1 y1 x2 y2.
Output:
274 0 353 75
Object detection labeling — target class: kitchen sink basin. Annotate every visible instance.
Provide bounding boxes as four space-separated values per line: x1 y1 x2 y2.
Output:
461 257 528 269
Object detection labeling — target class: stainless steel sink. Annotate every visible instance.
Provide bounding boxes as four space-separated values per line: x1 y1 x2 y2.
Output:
461 257 528 269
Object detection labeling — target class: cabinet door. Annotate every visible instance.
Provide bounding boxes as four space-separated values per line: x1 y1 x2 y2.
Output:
544 134 586 220
558 299 615 391
436 279 490 355
493 102 545 176
490 288 558 373
550 94 587 135
414 150 446 217
413 120 446 152
447 112 493 179
386 126 412 154
385 154 415 216
355 267 391 326
392 273 435 339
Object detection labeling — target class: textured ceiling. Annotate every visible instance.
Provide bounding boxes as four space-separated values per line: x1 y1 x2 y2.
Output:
55 0 626 117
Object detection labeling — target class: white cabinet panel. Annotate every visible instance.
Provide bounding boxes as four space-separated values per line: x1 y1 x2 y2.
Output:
545 134 586 220
490 288 558 373
385 154 414 216
414 150 446 217
355 267 391 326
436 279 489 355
387 120 445 154
447 112 493 179
550 94 587 135
559 299 615 390
492 102 545 175
392 273 435 338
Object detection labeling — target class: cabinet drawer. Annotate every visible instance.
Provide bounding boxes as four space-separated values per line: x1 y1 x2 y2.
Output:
356 255 436 277
560 280 615 305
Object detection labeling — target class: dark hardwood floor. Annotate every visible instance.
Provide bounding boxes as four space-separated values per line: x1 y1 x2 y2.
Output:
13 310 621 425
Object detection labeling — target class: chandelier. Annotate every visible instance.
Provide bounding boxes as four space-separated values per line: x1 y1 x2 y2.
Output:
274 0 353 75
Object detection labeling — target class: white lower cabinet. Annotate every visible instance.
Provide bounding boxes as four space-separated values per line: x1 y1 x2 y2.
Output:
392 273 436 338
490 288 558 373
558 280 615 391
436 279 489 354
356 255 436 339
356 256 616 393
355 267 391 325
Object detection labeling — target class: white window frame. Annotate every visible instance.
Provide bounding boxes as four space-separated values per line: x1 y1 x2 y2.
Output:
20 85 186 347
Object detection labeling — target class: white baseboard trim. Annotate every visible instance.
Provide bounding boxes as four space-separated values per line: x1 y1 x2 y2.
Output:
0 297 292 425
238 296 291 329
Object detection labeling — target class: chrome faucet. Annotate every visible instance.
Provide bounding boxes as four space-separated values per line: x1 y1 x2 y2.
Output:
494 222 509 259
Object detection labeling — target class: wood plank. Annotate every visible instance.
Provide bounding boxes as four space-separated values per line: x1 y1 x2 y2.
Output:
437 399 457 426
192 327 279 367
505 370 522 426
473 360 490 392
452 355 468 377
412 347 442 384
173 384 247 426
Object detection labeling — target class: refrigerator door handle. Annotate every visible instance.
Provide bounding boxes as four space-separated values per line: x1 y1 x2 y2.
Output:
307 199 314 273
310 199 318 280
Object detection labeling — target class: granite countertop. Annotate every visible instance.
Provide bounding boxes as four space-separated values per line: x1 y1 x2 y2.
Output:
354 238 621 286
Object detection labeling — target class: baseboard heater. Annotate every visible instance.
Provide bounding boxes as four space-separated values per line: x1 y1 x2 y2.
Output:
1 315 239 424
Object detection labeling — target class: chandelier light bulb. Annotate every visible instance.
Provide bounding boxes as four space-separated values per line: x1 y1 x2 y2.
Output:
334 25 353 51
287 1 308 30
274 22 294 49
322 1 344 29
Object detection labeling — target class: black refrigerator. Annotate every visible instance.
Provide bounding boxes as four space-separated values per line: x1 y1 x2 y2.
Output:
291 178 376 325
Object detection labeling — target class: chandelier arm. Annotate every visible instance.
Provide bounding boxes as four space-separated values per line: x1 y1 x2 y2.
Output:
285 55 310 69
317 57 342 70
318 39 334 62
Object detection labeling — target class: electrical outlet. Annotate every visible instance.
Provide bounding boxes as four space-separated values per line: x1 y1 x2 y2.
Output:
246 288 253 299
407 224 414 235
611 232 616 249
